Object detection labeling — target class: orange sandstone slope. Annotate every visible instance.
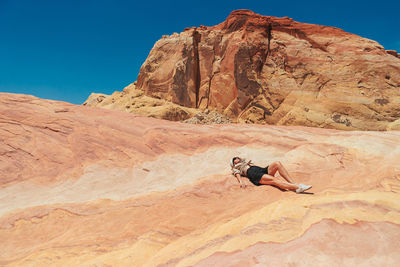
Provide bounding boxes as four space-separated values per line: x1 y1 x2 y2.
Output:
85 9 400 130
1 92 400 266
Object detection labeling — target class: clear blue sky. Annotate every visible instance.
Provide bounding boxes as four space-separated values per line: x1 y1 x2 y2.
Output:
1 0 399 104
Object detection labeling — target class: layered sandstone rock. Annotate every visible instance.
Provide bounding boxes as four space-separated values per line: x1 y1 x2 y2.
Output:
83 82 198 121
386 49 400 58
87 9 400 130
1 93 400 266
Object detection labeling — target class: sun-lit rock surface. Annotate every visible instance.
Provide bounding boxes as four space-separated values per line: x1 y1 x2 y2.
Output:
83 82 199 121
85 9 400 130
1 92 400 266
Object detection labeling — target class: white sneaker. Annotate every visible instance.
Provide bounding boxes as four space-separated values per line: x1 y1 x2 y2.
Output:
296 184 312 193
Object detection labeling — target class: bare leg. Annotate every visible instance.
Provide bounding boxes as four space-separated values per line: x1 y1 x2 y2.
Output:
259 174 299 191
268 161 296 184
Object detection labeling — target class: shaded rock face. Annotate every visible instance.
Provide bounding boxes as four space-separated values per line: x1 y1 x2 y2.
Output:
2 93 400 266
135 9 400 130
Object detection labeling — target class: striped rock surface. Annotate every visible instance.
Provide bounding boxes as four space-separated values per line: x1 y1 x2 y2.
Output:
1 93 400 266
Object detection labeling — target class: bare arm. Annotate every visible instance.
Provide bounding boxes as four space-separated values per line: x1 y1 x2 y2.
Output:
235 173 245 188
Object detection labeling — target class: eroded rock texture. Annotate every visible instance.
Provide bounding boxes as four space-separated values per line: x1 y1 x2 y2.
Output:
83 82 199 121
119 9 400 130
1 93 400 266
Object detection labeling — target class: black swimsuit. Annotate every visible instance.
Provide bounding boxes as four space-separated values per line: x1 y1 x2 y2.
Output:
246 166 269 186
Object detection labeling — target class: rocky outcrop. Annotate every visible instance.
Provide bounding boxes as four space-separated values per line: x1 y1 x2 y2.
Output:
386 49 400 58
1 93 400 266
83 82 198 121
88 9 400 130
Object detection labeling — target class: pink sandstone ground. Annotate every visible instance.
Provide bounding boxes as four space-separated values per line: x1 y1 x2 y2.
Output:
1 92 400 266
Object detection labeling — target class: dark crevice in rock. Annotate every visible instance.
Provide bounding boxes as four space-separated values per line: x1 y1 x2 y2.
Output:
316 79 331 98
193 30 202 108
205 41 220 109
206 74 214 108
254 22 272 74
252 102 272 117
266 23 272 60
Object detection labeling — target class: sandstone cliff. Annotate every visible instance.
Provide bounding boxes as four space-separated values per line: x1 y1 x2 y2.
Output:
2 93 400 266
85 9 400 130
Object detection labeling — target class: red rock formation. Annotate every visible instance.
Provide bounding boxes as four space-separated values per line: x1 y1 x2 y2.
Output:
386 49 400 58
1 93 400 265
133 9 400 130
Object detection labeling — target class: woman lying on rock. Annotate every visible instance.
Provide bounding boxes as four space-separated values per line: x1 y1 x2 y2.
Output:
230 157 312 193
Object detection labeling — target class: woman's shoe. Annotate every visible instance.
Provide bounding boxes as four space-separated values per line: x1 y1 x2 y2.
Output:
296 184 312 193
